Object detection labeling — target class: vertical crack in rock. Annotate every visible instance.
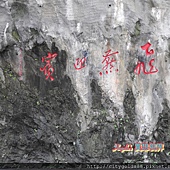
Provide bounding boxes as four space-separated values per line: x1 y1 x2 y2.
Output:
90 79 104 110
123 88 139 141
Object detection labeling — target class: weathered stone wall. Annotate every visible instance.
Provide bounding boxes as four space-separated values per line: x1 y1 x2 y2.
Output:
0 0 170 163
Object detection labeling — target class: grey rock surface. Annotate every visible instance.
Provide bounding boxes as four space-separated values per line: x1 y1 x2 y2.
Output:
0 0 169 164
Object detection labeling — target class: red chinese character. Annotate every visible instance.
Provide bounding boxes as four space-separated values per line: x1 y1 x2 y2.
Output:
40 52 57 81
100 49 119 76
134 59 158 75
141 42 154 56
74 57 87 70
134 42 158 75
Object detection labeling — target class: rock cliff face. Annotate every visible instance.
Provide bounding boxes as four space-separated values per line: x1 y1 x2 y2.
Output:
0 0 170 163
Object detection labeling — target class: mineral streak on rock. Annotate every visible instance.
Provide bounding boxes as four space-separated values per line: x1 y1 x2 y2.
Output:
0 0 169 164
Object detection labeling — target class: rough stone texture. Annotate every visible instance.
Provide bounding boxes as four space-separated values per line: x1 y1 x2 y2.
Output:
0 0 170 164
